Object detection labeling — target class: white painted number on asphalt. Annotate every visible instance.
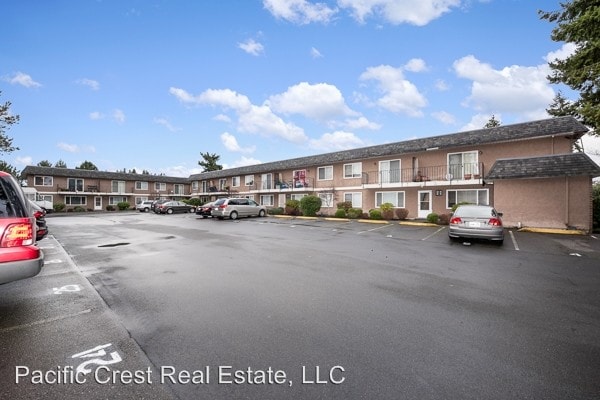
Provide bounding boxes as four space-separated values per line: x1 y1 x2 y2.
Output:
53 285 82 294
71 344 123 375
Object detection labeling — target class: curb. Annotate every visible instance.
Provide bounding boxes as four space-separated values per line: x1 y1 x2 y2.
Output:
517 227 586 235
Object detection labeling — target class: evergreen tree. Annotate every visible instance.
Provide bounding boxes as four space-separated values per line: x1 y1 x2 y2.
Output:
198 152 223 172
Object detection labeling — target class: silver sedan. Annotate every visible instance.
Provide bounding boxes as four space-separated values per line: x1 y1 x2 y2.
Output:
448 204 504 244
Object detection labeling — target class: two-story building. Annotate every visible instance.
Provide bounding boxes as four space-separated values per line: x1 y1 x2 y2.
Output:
20 167 192 211
188 116 599 232
21 116 600 231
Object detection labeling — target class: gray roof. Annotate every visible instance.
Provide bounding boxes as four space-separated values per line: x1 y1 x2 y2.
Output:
190 116 588 180
20 166 190 184
486 153 600 180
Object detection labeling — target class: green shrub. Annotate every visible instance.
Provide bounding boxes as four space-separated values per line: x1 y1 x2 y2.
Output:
268 207 284 215
300 195 322 216
380 202 394 219
334 209 347 218
395 208 409 220
347 208 363 219
369 209 383 220
106 205 116 211
117 201 130 211
53 203 66 212
186 198 203 207
426 212 439 224
336 201 352 211
593 183 600 233
285 199 301 216
73 206 86 212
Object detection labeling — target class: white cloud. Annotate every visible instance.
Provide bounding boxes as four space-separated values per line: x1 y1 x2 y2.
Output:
154 117 179 132
170 87 308 143
238 39 265 56
214 114 232 123
435 79 450 91
338 0 461 26
158 165 203 178
359 65 427 117
57 142 80 153
76 78 100 91
225 156 263 169
89 111 104 120
545 43 577 63
113 109 126 124
4 72 41 88
220 132 256 153
263 0 338 24
268 82 358 121
453 55 554 119
310 47 323 58
309 130 366 151
15 156 32 166
342 116 381 130
460 113 501 131
404 58 427 72
431 111 456 125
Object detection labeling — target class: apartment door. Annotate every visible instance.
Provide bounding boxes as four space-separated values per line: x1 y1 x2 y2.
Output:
418 191 432 219
94 196 102 211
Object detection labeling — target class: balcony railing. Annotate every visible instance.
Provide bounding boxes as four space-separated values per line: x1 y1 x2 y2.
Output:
362 162 483 185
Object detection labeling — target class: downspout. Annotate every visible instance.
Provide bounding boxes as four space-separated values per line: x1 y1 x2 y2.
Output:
565 176 569 228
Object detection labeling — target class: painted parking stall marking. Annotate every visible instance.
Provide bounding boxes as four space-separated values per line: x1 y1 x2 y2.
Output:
53 284 82 294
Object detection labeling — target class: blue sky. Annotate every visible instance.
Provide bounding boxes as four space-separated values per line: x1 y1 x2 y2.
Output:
2 0 598 177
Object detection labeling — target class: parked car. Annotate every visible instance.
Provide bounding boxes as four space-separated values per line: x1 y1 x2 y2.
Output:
28 200 49 241
0 171 44 285
136 200 154 212
211 197 267 220
151 199 169 213
196 201 216 218
448 204 504 244
156 201 196 214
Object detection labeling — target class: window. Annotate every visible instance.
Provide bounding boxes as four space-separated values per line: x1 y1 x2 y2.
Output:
260 195 274 206
39 194 53 203
375 191 405 208
67 178 84 191
34 176 53 186
135 197 149 204
111 180 126 193
317 166 333 181
344 163 362 178
291 194 307 201
174 184 184 195
201 181 209 192
245 175 254 186
318 193 334 208
65 196 86 205
344 192 362 208
261 173 273 190
448 151 478 179
447 189 489 208
135 181 148 190
232 176 240 187
219 179 227 190
109 196 127 205
155 182 166 191
380 160 401 183
192 181 199 191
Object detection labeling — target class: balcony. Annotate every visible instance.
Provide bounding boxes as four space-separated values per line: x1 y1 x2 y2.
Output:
362 162 484 186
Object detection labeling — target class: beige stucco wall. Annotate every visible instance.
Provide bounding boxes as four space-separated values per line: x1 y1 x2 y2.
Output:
491 176 592 231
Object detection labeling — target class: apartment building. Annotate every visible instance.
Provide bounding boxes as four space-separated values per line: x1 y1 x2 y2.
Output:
21 116 600 231
20 167 191 211
189 116 599 232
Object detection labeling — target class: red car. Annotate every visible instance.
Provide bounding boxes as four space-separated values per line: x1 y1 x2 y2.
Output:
0 172 44 285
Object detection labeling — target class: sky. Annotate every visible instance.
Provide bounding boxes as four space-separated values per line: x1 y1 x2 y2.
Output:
2 0 599 177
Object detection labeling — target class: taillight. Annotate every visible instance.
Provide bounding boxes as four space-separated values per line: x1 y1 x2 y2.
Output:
33 211 44 219
1 222 34 247
219 204 227 209
488 218 502 226
450 217 462 224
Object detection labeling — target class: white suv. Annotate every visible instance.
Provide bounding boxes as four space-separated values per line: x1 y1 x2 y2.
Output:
211 198 267 220
136 200 154 212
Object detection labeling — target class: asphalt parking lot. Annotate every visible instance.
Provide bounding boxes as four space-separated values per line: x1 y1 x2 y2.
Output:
1 212 599 400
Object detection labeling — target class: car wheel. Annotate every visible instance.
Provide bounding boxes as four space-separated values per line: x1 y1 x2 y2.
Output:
202 215 208 219
230 211 238 220
144 207 149 212
258 209 266 217
167 208 173 214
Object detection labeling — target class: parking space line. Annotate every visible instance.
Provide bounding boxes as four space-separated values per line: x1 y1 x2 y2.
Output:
357 225 393 234
509 231 520 251
0 309 92 332
421 226 446 241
